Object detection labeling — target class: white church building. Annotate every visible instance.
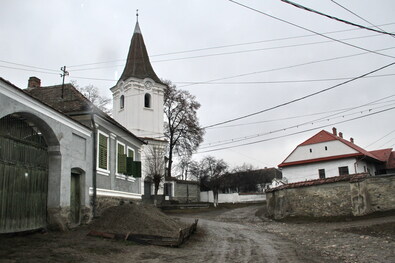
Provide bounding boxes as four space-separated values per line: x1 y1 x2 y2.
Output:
110 20 167 196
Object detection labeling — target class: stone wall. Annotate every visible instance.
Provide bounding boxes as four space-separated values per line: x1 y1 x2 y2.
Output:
266 173 395 220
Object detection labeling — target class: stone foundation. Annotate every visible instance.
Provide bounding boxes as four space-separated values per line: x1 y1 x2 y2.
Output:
47 206 92 231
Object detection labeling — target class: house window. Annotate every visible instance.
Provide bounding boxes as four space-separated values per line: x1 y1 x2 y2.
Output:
116 141 126 175
338 166 349 176
319 169 325 179
144 93 151 108
98 131 109 171
127 147 135 161
120 95 125 109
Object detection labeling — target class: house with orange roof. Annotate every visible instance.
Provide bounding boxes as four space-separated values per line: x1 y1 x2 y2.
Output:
278 127 395 183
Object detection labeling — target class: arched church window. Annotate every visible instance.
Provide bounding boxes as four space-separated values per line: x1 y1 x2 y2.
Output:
144 93 151 108
120 95 125 109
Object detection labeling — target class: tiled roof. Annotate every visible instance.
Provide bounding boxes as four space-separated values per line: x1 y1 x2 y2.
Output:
119 22 163 84
25 83 144 144
369 148 393 162
279 129 382 167
266 173 368 192
25 84 92 114
386 151 395 169
0 77 90 130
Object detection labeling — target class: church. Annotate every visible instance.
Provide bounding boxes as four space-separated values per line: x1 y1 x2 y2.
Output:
110 19 168 197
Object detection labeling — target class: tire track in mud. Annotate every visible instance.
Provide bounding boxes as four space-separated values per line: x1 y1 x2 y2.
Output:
187 217 328 263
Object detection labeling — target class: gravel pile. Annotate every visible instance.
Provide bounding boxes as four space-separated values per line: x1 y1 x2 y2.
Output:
89 203 188 238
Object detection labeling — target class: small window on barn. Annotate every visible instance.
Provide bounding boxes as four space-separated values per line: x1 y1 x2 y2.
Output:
325 146 328 151
144 93 151 108
120 95 125 109
319 169 326 179
309 148 312 153
338 166 349 176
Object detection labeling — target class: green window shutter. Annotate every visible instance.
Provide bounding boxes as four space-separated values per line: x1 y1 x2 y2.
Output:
98 134 108 169
132 161 142 178
126 157 133 176
118 154 127 174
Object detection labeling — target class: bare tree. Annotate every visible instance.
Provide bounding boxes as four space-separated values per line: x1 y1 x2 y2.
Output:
190 156 228 207
72 81 112 115
144 145 166 197
163 80 205 178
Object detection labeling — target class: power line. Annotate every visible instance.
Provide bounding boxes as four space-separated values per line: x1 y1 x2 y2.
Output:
201 100 395 149
0 65 60 75
68 32 387 73
197 106 395 154
205 98 395 131
281 0 395 37
178 45 395 88
0 59 59 72
330 0 389 33
364 129 395 148
175 73 395 86
66 21 395 69
227 0 395 59
202 62 395 129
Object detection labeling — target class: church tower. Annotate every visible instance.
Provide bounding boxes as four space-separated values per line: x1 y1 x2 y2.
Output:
111 20 166 141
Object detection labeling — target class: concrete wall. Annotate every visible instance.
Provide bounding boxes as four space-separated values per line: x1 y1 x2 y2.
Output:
267 174 395 220
0 79 93 230
201 191 266 203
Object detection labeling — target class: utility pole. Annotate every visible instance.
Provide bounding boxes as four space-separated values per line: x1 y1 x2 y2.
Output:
60 66 69 98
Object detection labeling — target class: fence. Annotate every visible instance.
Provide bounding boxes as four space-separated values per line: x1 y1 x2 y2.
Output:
200 191 266 204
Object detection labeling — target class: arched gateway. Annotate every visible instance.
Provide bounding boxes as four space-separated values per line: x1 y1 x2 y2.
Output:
0 114 51 233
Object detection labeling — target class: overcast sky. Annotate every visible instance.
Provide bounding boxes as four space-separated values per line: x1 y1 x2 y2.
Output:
1 0 395 170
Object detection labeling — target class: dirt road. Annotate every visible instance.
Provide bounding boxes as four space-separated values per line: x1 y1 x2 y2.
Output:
0 204 332 263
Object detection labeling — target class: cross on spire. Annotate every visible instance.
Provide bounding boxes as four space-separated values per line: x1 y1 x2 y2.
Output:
136 9 139 22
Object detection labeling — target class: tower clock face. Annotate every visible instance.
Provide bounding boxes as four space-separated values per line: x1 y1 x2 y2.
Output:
144 81 153 89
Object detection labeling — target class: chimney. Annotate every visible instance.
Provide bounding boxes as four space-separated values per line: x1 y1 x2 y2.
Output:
28 76 41 89
350 137 354 143
339 132 343 138
332 127 337 136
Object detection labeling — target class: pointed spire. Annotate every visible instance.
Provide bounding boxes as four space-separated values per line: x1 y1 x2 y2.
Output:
134 9 141 33
118 14 162 84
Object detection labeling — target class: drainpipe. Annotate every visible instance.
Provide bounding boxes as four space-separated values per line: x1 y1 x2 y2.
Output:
91 111 97 218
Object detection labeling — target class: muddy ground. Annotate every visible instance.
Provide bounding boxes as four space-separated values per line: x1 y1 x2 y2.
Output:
0 204 394 263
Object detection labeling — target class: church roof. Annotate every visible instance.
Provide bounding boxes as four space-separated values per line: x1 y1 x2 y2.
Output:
118 22 163 84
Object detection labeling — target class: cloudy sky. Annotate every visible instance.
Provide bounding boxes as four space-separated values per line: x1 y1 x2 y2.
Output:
1 0 395 170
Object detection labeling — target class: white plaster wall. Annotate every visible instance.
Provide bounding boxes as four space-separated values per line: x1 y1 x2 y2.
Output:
282 158 358 183
112 79 165 139
285 140 357 163
200 191 266 203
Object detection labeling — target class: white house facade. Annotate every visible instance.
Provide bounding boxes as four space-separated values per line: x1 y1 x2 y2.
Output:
279 128 391 183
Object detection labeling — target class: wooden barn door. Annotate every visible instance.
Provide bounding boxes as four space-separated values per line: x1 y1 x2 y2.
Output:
0 115 48 233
